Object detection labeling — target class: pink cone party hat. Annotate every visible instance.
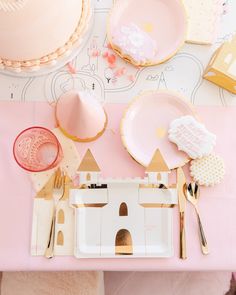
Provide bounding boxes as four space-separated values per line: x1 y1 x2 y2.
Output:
55 90 107 142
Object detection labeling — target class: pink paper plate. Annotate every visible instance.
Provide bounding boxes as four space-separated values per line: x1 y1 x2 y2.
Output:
121 91 196 169
107 0 187 66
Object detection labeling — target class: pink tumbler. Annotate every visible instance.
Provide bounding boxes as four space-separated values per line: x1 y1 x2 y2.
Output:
13 127 63 172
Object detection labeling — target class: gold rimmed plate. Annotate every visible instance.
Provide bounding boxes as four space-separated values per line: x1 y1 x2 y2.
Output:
121 90 197 170
107 0 187 66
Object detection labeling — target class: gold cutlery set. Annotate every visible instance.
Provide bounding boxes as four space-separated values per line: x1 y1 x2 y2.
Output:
44 169 66 259
177 168 187 260
177 167 209 260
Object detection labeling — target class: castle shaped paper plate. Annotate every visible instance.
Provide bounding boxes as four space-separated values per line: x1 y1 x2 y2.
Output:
107 0 187 66
70 149 178 258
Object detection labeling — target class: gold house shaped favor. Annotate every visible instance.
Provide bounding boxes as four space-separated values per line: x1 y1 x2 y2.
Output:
204 35 236 94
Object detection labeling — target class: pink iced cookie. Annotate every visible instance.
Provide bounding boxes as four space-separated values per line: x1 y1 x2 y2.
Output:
112 23 158 65
168 116 216 159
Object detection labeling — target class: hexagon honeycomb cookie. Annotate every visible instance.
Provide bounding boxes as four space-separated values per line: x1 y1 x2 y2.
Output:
190 154 225 186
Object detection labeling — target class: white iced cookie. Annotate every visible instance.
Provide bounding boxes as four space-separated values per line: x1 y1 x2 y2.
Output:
190 154 225 187
168 115 216 159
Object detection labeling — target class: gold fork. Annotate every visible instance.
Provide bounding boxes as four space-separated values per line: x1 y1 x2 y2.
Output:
44 168 65 259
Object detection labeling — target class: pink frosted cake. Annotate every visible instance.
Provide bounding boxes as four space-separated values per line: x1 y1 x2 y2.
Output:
0 0 91 72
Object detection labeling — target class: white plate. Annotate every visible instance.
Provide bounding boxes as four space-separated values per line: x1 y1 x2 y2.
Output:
70 184 178 258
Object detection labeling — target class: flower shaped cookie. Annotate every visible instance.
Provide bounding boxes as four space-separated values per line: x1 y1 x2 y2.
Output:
112 23 158 65
168 116 216 159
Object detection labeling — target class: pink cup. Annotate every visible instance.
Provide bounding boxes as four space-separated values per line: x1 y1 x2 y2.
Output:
13 127 63 172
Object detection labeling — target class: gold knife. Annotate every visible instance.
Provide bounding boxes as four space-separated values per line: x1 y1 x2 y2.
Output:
177 167 187 260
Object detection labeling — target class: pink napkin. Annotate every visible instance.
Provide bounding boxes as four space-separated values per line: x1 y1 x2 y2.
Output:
0 101 236 271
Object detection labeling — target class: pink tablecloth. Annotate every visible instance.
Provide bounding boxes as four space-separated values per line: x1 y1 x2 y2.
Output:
0 102 236 271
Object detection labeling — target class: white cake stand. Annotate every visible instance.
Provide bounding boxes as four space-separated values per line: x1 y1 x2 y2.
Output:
0 9 94 78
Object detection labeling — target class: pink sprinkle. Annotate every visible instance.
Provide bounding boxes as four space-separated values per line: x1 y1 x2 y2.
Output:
128 75 135 82
92 50 100 57
67 62 76 74
120 67 127 75
107 43 112 49
114 70 121 77
103 51 109 58
115 68 126 77
109 63 116 69
107 54 116 64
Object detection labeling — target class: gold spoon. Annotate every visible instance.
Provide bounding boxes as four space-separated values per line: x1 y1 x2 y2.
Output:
185 182 209 255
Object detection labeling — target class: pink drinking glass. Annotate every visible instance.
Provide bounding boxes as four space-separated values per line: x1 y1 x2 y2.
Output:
13 127 63 172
